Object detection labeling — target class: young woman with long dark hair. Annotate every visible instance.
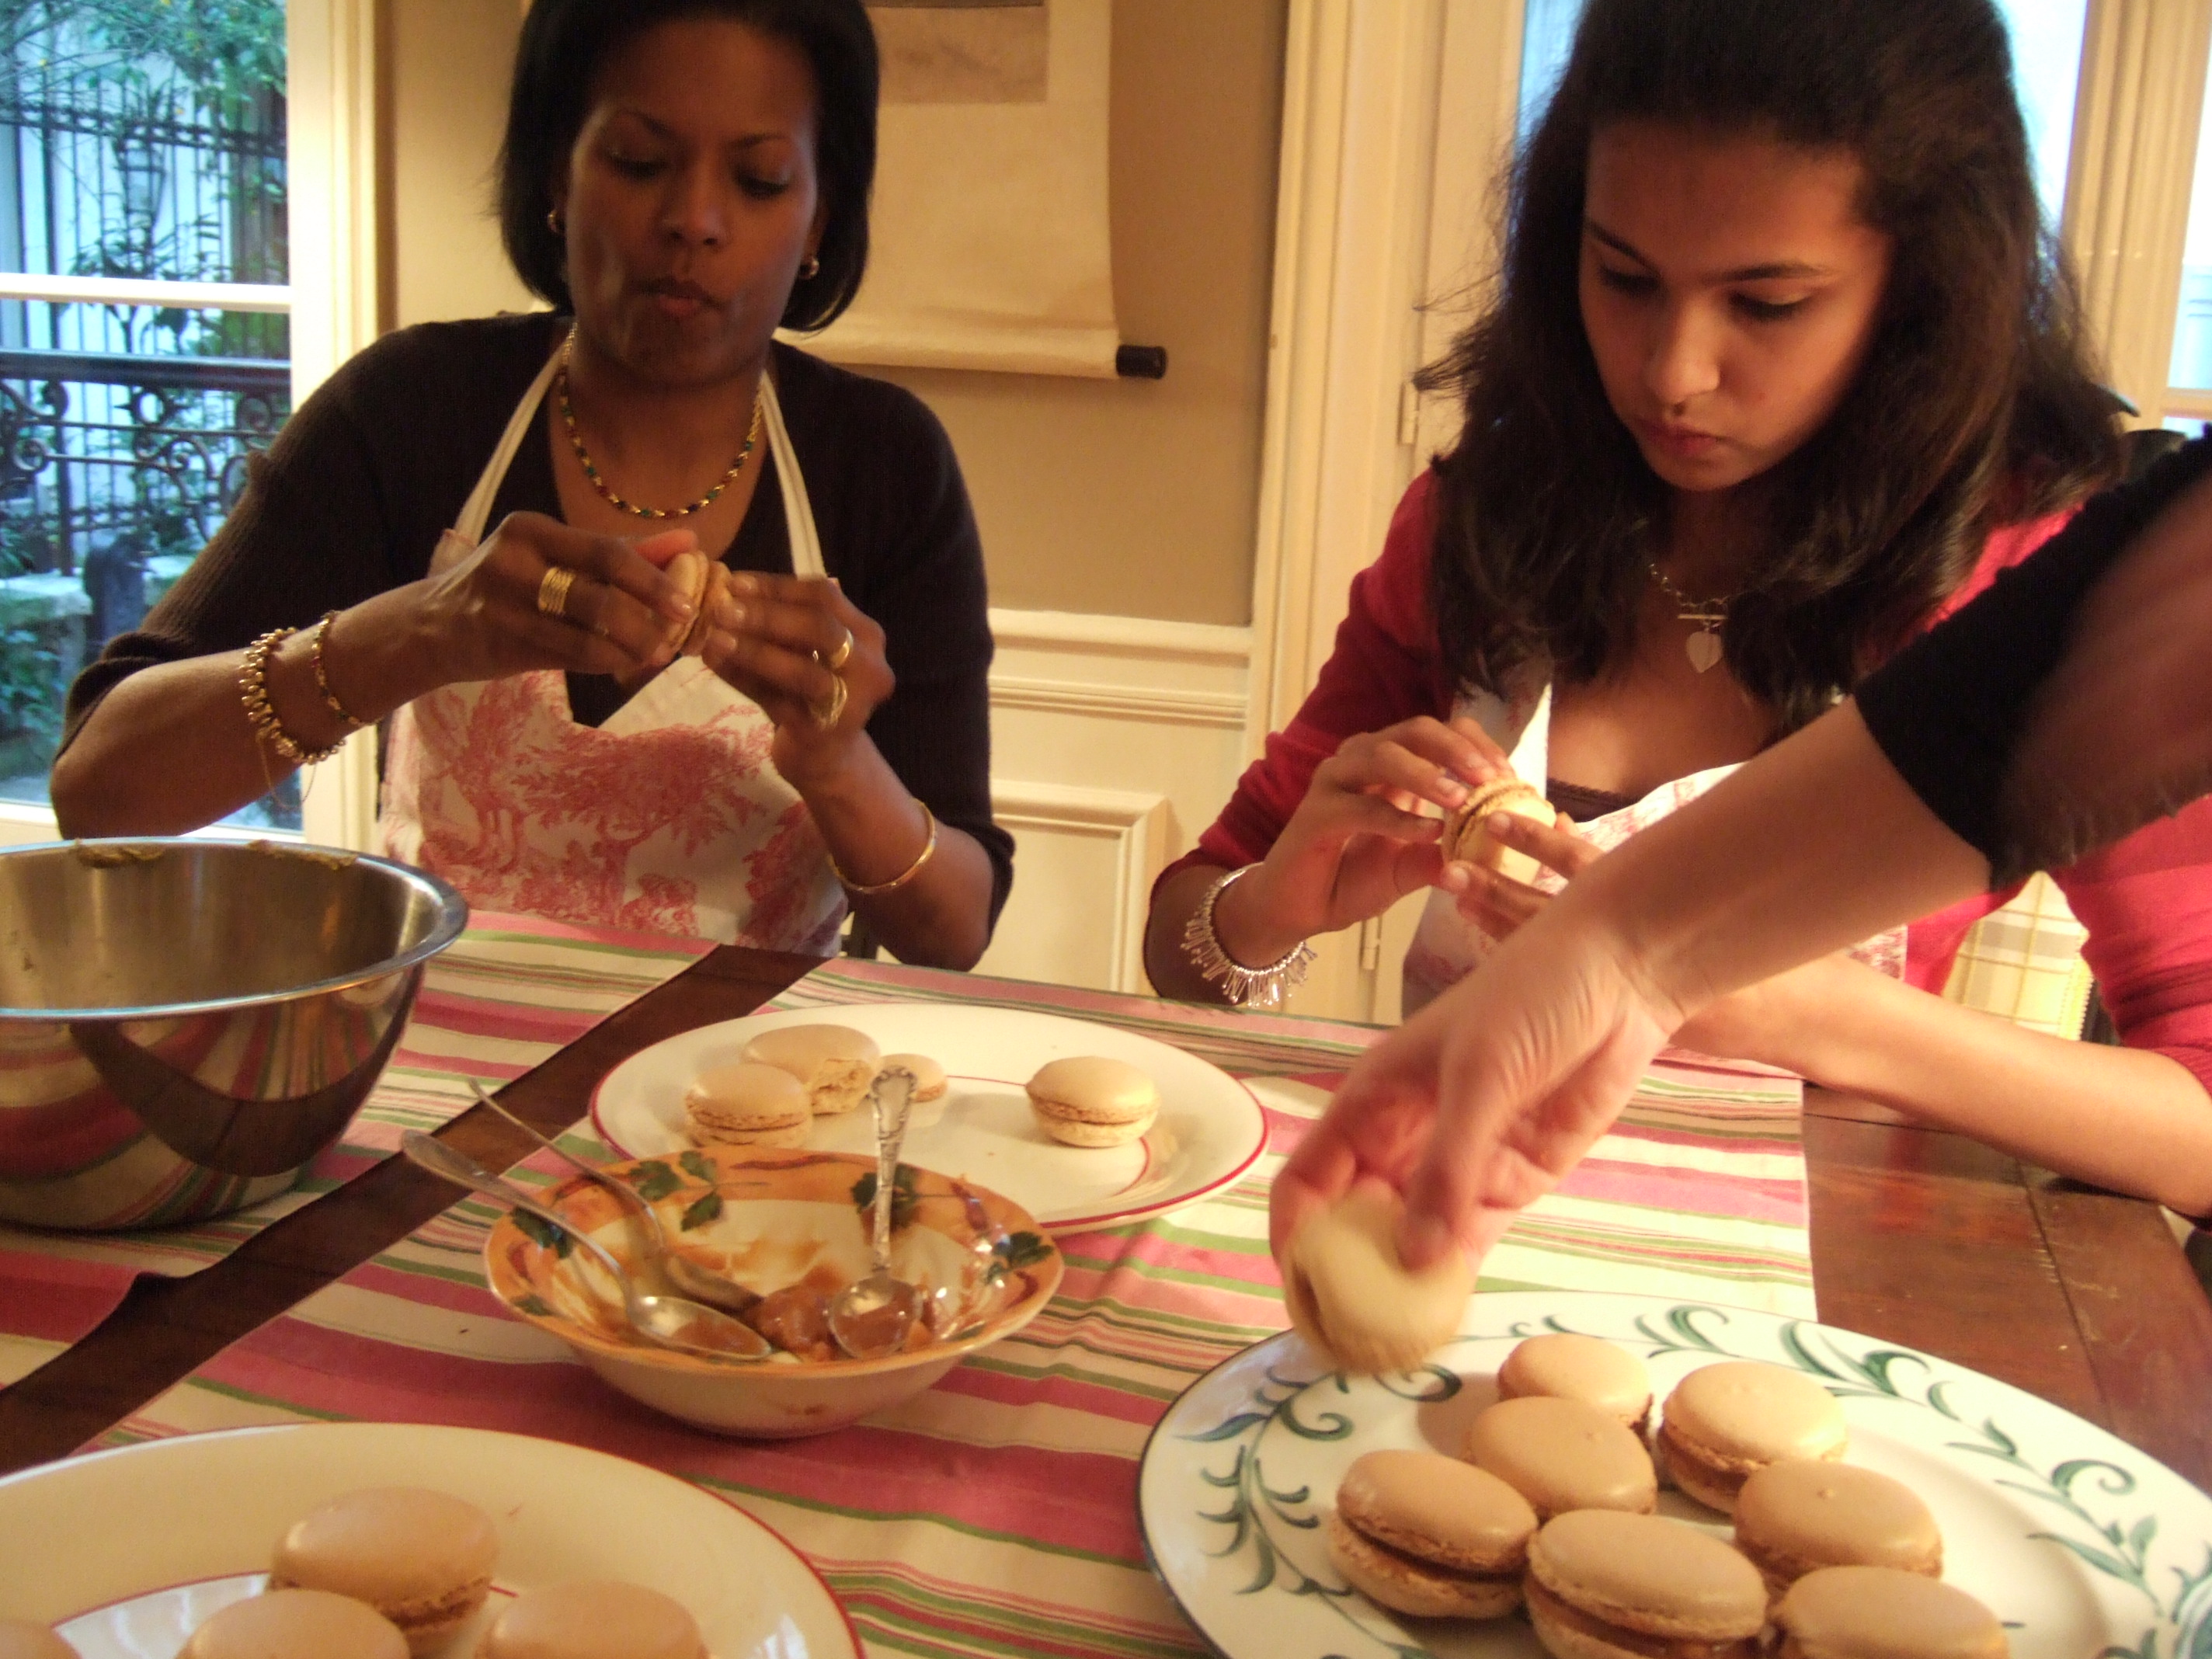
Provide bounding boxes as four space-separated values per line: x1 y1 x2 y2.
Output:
1147 0 2212 1214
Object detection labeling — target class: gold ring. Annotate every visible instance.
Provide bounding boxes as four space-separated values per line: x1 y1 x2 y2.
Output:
825 628 854 672
810 673 849 732
537 565 578 620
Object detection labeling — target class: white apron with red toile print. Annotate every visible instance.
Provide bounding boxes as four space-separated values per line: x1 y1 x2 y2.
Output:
378 348 847 952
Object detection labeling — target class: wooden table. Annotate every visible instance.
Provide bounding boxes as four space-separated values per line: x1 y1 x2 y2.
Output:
3 945 2208 1494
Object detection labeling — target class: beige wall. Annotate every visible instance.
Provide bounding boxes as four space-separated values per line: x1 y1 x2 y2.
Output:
378 0 1284 624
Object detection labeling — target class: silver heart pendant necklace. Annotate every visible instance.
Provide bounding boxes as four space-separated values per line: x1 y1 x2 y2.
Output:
1645 558 1739 673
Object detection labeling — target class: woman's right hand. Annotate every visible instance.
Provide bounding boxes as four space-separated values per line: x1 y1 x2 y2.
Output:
1212 716 1509 965
412 511 704 685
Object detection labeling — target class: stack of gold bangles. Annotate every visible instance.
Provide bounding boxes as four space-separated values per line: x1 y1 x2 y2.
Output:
238 612 365 767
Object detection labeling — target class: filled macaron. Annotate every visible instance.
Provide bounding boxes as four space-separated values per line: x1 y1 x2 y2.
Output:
1025 1056 1159 1148
1461 1395 1657 1518
1734 1460 1942 1594
1524 1511 1766 1659
741 1024 881 1115
1324 1449 1537 1619
270 1486 499 1655
183 1589 410 1659
0 1622 79 1659
1496 1333 1654 1433
474 1581 706 1659
1774 1565 2007 1659
684 1060 813 1148
1441 775 1556 885
1658 1362 1849 1515
878 1053 948 1102
1281 1186 1473 1375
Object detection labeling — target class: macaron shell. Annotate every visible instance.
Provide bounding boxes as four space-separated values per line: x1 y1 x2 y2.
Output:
0 1622 78 1659
183 1589 410 1659
1525 1578 1759 1659
1025 1056 1160 1118
1462 1396 1657 1518
1663 1362 1850 1468
1496 1334 1653 1428
1323 1510 1522 1620
878 1053 948 1101
1334 1449 1537 1574
1031 1098 1156 1147
1734 1460 1942 1586
1525 1510 1766 1640
741 1027 882 1111
475 1581 705 1659
270 1487 499 1651
1776 1566 2008 1659
1282 1187 1473 1376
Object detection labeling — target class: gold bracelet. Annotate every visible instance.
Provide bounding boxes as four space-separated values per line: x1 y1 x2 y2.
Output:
238 627 343 767
830 802 937 895
309 610 366 730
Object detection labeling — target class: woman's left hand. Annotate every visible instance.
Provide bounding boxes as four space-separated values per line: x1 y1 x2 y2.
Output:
699 572 890 784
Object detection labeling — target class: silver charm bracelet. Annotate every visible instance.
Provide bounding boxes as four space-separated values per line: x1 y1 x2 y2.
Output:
1182 864 1316 1010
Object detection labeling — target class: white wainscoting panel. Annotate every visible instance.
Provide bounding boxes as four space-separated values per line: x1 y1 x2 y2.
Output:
978 781 1169 994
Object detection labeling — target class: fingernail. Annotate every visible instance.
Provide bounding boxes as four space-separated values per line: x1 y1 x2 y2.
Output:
1489 812 1515 836
727 603 746 627
730 572 759 595
1438 779 1469 807
1398 1210 1454 1269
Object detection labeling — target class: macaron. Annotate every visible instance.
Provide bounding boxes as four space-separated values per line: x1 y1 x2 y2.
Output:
0 1622 79 1659
1442 776 1556 885
1025 1056 1159 1148
878 1052 948 1102
1281 1185 1473 1374
1734 1460 1942 1593
1496 1334 1654 1433
1658 1362 1849 1515
664 550 715 657
741 1024 880 1115
474 1581 706 1659
1325 1449 1536 1619
183 1589 410 1659
1461 1395 1657 1518
1774 1566 2008 1659
683 1060 812 1148
1524 1511 1767 1659
270 1486 499 1654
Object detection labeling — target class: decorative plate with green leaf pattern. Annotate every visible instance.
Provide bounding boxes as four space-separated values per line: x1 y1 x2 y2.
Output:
1138 1292 2212 1659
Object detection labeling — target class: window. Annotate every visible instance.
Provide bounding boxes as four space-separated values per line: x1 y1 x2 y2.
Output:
0 1 294 831
2167 54 2212 428
1515 0 2089 231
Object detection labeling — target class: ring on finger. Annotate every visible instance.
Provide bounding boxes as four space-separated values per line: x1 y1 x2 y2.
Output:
823 627 854 672
809 673 849 732
537 565 578 621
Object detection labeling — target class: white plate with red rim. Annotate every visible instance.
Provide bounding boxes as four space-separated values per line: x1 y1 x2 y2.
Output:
591 1001 1269 1231
0 1421 858 1659
1138 1290 2212 1659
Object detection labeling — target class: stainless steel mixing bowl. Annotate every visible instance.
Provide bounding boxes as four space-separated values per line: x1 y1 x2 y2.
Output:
0 839 467 1229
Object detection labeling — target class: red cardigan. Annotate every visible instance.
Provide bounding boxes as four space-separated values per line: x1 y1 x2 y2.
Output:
1170 471 2212 1094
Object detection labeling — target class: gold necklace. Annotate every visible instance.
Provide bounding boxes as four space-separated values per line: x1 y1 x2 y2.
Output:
1645 558 1744 673
557 331 763 520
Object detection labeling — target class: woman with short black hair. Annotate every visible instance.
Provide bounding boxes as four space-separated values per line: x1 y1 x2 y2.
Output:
54 0 1010 967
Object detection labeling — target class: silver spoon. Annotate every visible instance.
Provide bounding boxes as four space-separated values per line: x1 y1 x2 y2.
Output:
400 1130 771 1363
465 1080 760 1316
829 1065 923 1359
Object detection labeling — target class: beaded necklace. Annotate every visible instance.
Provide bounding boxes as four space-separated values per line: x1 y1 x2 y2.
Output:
556 330 763 520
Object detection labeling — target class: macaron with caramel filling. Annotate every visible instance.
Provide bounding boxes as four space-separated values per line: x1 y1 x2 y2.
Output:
1025 1056 1159 1148
1775 1566 2008 1659
1734 1460 1942 1595
183 1590 409 1659
1461 1395 1657 1518
474 1581 706 1659
1282 1186 1474 1375
741 1024 880 1115
1324 1449 1537 1619
1496 1334 1654 1434
684 1060 812 1149
1442 777 1557 885
1658 1361 1848 1515
270 1486 499 1655
0 1622 79 1659
1524 1511 1766 1659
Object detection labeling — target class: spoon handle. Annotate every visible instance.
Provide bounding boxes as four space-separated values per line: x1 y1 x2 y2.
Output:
467 1080 667 1237
868 1066 918 1275
400 1129 629 1285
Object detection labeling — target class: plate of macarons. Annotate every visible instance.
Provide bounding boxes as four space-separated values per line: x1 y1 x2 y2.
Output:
0 1420 858 1659
591 1001 1268 1230
1139 1289 2212 1659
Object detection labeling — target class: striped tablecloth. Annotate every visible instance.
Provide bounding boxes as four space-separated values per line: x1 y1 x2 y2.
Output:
0 913 711 1384
89 955 1809 1659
